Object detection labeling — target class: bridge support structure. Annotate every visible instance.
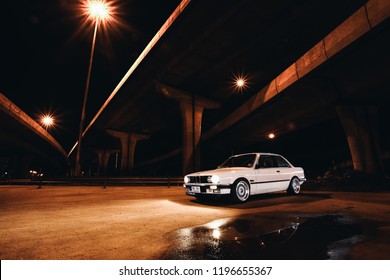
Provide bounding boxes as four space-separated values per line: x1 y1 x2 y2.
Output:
156 83 220 174
106 130 149 175
95 149 119 176
337 105 383 176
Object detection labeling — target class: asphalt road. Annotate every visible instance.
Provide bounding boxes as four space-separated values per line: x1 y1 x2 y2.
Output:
0 185 389 259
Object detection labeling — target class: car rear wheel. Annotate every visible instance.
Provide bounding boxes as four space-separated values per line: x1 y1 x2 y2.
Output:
233 180 250 202
287 177 301 195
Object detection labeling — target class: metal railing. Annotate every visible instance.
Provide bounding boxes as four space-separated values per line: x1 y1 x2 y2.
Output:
25 176 184 187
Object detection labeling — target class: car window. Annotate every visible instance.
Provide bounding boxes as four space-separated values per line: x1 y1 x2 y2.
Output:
256 155 276 168
273 155 291 167
220 154 257 168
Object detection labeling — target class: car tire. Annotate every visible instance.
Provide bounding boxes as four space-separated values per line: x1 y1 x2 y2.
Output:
232 179 250 202
287 177 301 195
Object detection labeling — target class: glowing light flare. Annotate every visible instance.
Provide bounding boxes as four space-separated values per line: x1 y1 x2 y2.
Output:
88 1 110 21
232 73 250 93
75 0 125 45
236 78 246 88
80 0 117 26
268 133 275 139
41 114 55 129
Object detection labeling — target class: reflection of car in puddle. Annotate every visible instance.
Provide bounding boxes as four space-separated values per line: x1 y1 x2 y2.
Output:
162 215 302 260
207 216 299 248
162 214 364 260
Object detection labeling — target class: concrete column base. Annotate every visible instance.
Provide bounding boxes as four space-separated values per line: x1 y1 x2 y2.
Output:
337 105 383 176
96 150 119 176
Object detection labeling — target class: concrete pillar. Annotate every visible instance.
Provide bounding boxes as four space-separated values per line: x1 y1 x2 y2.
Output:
180 102 204 174
105 130 149 175
156 83 221 175
96 149 118 176
337 105 383 176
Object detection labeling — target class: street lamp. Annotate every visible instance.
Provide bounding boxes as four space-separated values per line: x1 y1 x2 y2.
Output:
233 74 249 93
268 133 275 139
236 78 245 88
40 114 55 131
75 0 113 176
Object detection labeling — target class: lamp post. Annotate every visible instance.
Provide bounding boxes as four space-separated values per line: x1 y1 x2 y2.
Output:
75 0 111 176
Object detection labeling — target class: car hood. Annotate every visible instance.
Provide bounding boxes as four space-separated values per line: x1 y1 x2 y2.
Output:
186 167 252 176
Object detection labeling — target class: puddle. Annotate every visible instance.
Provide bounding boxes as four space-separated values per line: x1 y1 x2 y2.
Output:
162 214 364 259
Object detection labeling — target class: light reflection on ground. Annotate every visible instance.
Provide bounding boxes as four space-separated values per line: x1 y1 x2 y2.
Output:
162 214 364 260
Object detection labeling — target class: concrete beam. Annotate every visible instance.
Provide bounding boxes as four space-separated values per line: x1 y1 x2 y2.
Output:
366 0 390 27
156 82 221 109
202 0 390 142
0 93 67 159
324 7 370 58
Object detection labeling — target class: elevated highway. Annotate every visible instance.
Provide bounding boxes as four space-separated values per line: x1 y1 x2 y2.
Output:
70 0 390 177
0 93 67 178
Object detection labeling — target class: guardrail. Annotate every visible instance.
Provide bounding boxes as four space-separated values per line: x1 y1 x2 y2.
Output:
18 176 184 187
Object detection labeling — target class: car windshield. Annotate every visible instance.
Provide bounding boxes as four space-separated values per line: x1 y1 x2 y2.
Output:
219 154 257 168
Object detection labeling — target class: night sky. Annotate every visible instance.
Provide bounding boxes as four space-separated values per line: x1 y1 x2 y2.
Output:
0 0 181 152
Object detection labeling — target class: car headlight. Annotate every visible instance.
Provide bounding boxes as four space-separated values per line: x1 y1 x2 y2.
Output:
184 176 190 184
210 175 220 184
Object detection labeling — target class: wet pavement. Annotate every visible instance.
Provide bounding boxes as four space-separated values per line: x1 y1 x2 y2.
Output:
163 213 367 260
0 186 388 259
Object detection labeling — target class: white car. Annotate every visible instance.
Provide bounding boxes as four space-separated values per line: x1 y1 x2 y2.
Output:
184 153 306 202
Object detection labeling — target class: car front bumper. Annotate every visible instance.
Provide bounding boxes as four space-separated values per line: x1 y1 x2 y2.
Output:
184 184 232 196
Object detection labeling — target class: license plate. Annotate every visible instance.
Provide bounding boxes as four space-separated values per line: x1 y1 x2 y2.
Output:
206 189 213 193
191 186 200 193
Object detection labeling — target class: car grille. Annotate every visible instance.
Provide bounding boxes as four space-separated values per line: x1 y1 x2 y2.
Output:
188 176 209 184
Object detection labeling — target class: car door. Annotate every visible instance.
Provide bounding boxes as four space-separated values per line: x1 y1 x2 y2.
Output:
272 155 294 191
253 155 281 194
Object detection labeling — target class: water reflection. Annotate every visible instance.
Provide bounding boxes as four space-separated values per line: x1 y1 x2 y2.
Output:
162 214 363 260
204 216 300 250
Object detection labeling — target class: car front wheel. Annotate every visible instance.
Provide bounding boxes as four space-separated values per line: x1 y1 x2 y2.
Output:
232 180 250 202
287 177 301 195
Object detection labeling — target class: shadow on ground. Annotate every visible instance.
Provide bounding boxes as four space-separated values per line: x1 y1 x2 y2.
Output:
184 192 332 209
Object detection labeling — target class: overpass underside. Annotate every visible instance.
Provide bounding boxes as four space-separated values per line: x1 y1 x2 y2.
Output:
76 0 390 178
0 93 67 178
